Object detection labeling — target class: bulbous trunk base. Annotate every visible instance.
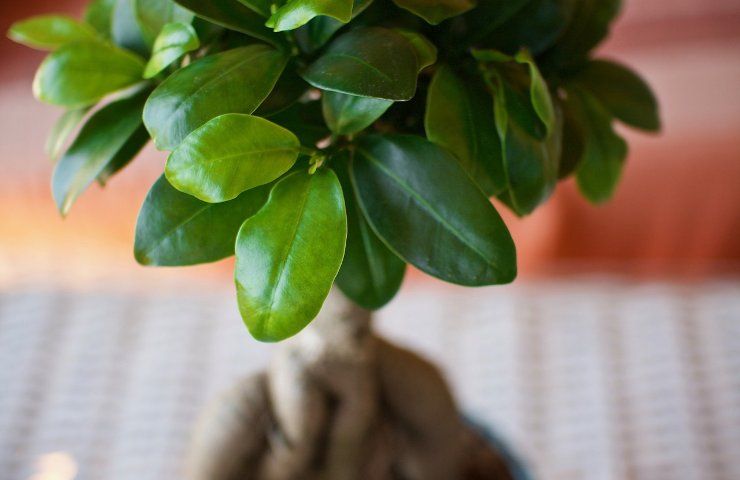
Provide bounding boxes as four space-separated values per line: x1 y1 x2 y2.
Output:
187 291 516 480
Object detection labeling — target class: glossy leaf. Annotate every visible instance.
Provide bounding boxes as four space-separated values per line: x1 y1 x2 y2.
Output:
52 90 148 215
8 15 99 51
173 0 282 46
237 0 273 17
135 0 193 46
514 49 556 135
96 125 150 185
45 108 90 162
112 0 150 55
334 158 405 310
135 175 271 266
267 0 353 32
144 22 199 78
33 41 145 109
143 44 287 151
567 86 628 203
322 91 392 135
391 0 475 24
352 135 516 286
571 59 660 132
298 0 374 52
425 65 506 196
166 114 300 203
84 0 116 37
302 27 419 101
235 170 347 342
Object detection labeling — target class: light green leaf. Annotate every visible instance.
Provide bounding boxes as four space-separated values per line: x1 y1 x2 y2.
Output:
515 49 556 135
333 158 405 310
302 27 419 101
135 175 271 266
8 15 99 51
33 41 145 109
425 65 506 196
267 0 353 32
143 44 287 151
166 114 300 203
391 0 475 24
84 0 116 38
52 90 148 215
144 22 199 78
322 91 392 135
352 135 517 286
46 108 90 162
135 0 194 46
396 30 437 71
567 85 628 204
235 170 347 342
571 59 660 132
174 0 283 46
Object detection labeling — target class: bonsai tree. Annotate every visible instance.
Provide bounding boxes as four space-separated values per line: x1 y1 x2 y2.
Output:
9 0 659 478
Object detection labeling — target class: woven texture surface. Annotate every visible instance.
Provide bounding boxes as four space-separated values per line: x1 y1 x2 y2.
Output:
1 280 738 480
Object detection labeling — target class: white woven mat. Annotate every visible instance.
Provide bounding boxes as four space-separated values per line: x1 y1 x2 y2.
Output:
1 279 738 480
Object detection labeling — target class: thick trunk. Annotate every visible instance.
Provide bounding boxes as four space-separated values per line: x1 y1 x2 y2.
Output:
187 289 514 480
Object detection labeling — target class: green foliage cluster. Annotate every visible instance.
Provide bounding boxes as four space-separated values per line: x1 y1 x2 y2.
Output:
9 0 659 341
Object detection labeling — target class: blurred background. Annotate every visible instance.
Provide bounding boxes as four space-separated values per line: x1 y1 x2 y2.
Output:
1 1 739 479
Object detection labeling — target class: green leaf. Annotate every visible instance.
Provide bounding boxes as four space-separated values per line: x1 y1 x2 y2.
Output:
558 97 586 178
333 157 405 310
425 65 506 196
302 27 419 101
85 0 116 38
174 0 283 46
297 0 374 52
267 0 353 32
570 59 660 132
134 0 194 46
396 30 437 70
492 75 560 215
235 170 347 342
541 0 622 69
8 15 99 51
96 125 150 185
143 22 200 78
166 114 300 203
52 90 148 215
143 44 287 151
322 91 392 135
514 49 556 136
465 0 530 42
135 175 271 266
255 68 308 117
237 0 273 17
269 101 330 146
112 0 150 55
479 0 576 55
567 85 628 204
45 108 90 162
33 41 145 109
351 135 516 286
391 0 475 24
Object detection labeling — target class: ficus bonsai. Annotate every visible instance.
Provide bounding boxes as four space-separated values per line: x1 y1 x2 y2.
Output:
10 0 659 478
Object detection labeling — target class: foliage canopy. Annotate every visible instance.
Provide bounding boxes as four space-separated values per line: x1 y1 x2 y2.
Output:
10 0 659 341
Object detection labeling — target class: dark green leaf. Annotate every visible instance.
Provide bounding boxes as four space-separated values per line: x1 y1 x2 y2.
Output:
269 101 331 146
8 15 99 51
166 114 300 203
297 0 374 52
465 0 531 42
143 44 287 151
352 135 516 286
557 97 585 178
567 85 627 203
302 27 419 101
322 91 392 135
425 65 506 196
391 0 475 24
570 59 660 132
235 170 347 342
46 108 90 162
514 49 556 135
33 41 145 108
334 157 405 309
255 68 308 117
267 0 354 32
135 175 271 266
134 0 193 46
52 90 148 215
237 0 273 17
174 0 283 46
143 22 200 78
396 30 437 70
84 0 116 38
112 0 150 55
96 125 149 185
